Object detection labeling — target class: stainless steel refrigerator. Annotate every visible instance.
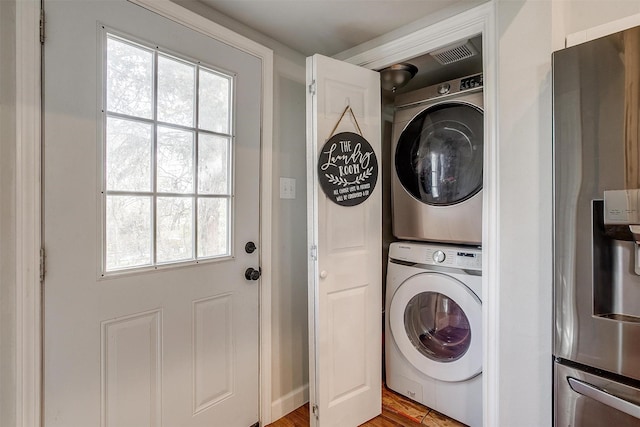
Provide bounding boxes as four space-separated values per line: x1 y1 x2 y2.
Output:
553 25 640 426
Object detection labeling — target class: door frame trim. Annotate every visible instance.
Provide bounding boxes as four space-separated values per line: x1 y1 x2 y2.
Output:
15 0 42 426
16 0 275 425
338 3 499 425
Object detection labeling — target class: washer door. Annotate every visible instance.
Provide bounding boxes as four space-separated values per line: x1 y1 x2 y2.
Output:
395 102 483 206
389 272 482 382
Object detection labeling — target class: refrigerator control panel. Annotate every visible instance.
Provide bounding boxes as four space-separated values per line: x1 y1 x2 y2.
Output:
604 189 640 224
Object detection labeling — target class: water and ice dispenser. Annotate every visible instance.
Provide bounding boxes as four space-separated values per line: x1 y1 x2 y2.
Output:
595 190 640 321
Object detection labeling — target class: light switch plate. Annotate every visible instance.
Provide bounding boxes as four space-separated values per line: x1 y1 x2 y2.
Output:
280 177 296 199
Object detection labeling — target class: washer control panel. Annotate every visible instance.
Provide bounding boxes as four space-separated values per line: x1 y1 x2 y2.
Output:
389 242 482 271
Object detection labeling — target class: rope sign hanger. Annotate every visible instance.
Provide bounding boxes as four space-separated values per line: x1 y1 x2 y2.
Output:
328 105 364 138
317 105 378 207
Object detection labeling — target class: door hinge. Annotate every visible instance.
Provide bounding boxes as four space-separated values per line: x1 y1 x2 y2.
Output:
39 247 45 282
310 244 317 261
39 9 45 44
312 404 319 419
308 80 316 95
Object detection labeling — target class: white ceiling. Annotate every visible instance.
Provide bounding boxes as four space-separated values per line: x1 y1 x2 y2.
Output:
194 0 483 57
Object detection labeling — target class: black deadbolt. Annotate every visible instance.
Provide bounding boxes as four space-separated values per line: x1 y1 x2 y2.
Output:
245 241 257 254
245 267 261 281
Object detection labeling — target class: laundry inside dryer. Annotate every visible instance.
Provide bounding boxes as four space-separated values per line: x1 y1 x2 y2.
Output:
405 292 471 362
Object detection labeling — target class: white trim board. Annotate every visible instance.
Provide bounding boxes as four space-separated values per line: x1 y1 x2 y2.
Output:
270 384 309 421
338 3 500 426
338 4 489 71
566 12 640 47
15 0 42 426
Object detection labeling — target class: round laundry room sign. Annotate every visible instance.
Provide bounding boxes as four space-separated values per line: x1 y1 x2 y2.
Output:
318 132 378 206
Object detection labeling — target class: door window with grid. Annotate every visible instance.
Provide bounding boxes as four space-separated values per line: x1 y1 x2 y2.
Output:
102 31 234 273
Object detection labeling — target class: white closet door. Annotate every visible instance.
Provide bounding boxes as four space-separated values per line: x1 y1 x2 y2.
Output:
306 53 382 427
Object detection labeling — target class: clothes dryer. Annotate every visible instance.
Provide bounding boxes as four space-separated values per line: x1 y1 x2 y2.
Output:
385 241 482 426
392 74 483 245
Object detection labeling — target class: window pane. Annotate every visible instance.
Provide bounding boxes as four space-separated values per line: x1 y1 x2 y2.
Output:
158 55 195 127
157 197 193 263
157 126 194 194
106 195 152 270
106 117 152 191
103 34 237 273
106 37 153 119
199 69 231 133
198 134 229 194
198 197 229 258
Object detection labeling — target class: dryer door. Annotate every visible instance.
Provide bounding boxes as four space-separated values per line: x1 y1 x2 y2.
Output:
395 102 483 206
389 272 481 382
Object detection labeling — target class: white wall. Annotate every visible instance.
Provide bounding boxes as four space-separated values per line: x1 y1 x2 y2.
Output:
564 0 640 37
0 0 17 426
494 0 556 425
270 64 310 416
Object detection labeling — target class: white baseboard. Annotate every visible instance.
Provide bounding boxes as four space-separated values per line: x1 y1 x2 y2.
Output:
270 383 309 422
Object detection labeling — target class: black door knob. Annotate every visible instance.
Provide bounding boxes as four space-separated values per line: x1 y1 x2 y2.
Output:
245 267 261 281
245 241 257 254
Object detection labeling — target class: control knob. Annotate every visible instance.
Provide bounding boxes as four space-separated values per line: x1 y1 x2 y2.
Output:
433 250 446 263
437 83 450 95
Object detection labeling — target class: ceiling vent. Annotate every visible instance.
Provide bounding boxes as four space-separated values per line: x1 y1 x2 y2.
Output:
429 40 478 65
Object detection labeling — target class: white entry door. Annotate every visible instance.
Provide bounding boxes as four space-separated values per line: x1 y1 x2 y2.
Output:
43 1 262 426
306 54 382 426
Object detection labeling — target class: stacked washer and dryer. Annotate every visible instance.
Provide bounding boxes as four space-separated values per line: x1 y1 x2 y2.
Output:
385 73 484 426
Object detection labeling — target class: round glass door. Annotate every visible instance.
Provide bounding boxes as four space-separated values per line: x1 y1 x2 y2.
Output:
404 291 471 362
395 102 483 206
389 272 481 382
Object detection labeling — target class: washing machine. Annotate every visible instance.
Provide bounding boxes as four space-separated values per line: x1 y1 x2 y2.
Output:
392 73 484 245
385 241 482 426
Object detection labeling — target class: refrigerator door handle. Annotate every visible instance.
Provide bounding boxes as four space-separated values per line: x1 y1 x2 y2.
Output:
568 377 640 419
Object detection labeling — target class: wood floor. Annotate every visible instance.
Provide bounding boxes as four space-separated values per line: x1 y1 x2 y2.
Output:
266 385 466 427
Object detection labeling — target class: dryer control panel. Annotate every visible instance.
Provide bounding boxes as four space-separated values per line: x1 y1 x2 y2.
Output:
394 72 483 110
389 242 482 271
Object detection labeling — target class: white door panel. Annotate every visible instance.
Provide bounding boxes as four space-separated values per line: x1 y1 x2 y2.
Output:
307 54 382 427
43 1 260 426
